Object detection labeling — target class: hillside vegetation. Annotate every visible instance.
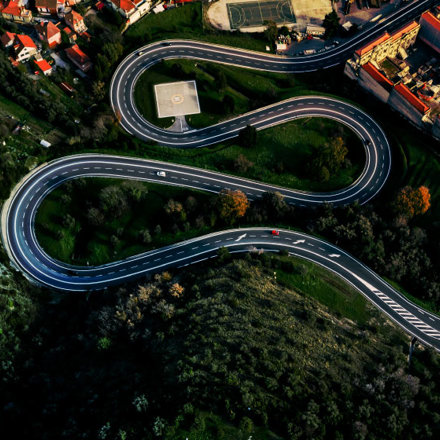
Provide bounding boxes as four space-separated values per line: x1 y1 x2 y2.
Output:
2 257 439 439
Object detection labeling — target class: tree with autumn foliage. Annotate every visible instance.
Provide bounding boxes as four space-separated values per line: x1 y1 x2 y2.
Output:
394 185 431 219
217 189 249 224
169 283 184 298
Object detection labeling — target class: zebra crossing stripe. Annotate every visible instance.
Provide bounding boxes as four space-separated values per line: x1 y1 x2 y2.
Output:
349 274 440 340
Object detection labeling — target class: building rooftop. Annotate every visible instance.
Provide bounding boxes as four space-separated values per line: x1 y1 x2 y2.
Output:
65 44 90 63
37 21 60 39
34 58 52 73
65 43 91 71
421 11 440 32
1 31 16 47
16 34 37 49
394 83 430 114
390 20 419 41
2 1 22 16
65 9 84 23
35 0 58 9
355 32 390 56
109 0 136 13
362 62 394 90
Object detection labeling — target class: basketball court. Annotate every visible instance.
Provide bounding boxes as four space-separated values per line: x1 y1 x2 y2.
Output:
227 0 296 30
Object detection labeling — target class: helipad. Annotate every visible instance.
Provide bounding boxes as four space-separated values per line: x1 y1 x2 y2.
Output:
154 80 201 118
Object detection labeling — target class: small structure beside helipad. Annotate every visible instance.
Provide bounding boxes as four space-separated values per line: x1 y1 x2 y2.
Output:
154 80 201 118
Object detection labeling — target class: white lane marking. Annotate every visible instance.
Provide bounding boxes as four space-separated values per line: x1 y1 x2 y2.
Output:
235 233 247 242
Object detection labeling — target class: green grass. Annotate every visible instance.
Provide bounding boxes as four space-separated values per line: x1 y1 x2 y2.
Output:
37 76 82 116
0 94 53 133
0 94 65 148
217 118 363 191
105 122 364 193
276 256 370 325
134 59 309 129
133 60 364 192
35 178 213 266
125 3 267 53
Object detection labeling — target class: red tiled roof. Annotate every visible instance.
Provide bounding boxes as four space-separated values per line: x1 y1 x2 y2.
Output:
355 32 390 56
362 62 394 90
16 34 37 49
2 1 21 16
394 83 430 114
46 21 60 39
34 58 52 73
390 20 419 40
65 9 84 23
1 31 16 46
421 11 440 32
65 43 90 65
37 21 60 40
110 0 136 12
35 0 58 9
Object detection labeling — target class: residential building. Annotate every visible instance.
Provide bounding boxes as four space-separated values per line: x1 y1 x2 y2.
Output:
359 62 394 103
1 31 16 47
345 14 440 139
64 9 87 34
14 34 38 62
107 0 151 26
354 21 420 66
34 0 60 15
65 43 92 72
63 26 77 43
419 11 440 54
34 58 53 75
36 21 62 48
1 0 32 22
388 83 431 126
108 0 136 17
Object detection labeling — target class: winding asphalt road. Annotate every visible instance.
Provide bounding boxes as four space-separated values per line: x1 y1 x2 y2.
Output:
2 154 440 351
110 0 438 146
2 0 440 351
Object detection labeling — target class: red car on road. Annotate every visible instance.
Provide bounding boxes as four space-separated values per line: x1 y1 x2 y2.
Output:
271 230 280 236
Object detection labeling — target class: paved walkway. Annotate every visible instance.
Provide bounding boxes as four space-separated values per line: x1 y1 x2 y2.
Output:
167 116 191 132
